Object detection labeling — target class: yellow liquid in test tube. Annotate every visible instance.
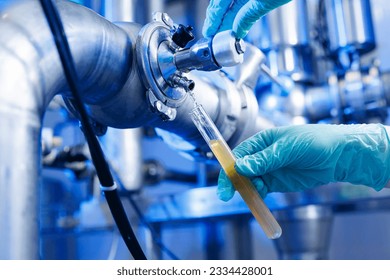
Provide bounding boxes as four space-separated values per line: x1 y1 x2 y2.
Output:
190 102 281 239
209 139 281 239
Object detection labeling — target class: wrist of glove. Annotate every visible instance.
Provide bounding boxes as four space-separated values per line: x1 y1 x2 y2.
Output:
217 124 390 202
331 124 390 188
203 0 292 39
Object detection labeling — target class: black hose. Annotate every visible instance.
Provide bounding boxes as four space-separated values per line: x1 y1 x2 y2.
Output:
39 0 146 260
110 168 180 260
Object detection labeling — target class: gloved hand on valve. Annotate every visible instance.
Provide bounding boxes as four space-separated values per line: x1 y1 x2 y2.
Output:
202 0 292 39
217 124 390 201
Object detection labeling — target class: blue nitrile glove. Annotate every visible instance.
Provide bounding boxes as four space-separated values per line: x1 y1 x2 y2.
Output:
217 124 390 201
203 0 292 39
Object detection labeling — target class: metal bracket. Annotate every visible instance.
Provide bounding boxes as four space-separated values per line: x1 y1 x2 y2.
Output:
147 89 177 121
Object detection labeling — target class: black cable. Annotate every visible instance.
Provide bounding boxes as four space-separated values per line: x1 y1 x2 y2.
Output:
39 0 146 260
110 168 180 260
125 193 180 260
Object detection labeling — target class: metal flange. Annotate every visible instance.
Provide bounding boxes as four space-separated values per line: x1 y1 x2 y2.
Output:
136 12 187 115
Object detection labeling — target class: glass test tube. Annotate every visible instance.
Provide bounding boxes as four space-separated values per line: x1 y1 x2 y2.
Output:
190 103 282 239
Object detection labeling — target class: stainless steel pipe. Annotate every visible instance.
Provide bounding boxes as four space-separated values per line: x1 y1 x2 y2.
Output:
0 0 142 259
324 0 376 55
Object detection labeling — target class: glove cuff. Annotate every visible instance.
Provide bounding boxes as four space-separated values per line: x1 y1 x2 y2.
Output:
366 124 390 191
335 124 390 191
383 125 390 141
381 125 390 189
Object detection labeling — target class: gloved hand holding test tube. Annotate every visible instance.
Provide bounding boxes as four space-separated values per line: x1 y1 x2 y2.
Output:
190 102 282 239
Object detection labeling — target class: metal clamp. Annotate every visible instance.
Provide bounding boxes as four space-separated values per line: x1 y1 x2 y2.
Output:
147 89 177 121
136 12 188 109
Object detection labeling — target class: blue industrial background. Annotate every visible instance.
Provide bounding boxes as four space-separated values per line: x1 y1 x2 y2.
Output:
1 0 390 260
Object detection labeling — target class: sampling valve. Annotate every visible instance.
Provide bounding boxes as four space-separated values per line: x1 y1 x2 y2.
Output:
136 12 245 121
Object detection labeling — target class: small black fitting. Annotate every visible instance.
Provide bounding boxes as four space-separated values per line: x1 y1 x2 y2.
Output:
172 24 195 48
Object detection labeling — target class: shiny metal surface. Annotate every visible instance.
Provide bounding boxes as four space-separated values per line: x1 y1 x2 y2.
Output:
324 0 376 55
87 21 159 129
211 30 244 67
103 128 143 191
174 38 220 72
104 0 137 22
257 69 390 124
273 205 334 259
90 0 164 24
255 0 315 82
258 0 310 48
136 13 187 110
227 44 266 89
101 0 144 193
0 0 141 259
174 30 244 72
0 111 41 259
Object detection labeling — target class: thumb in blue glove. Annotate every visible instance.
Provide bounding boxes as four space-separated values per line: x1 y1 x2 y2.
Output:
203 0 292 39
217 124 390 201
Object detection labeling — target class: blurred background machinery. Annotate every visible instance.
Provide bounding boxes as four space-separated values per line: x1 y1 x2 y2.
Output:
1 0 390 260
